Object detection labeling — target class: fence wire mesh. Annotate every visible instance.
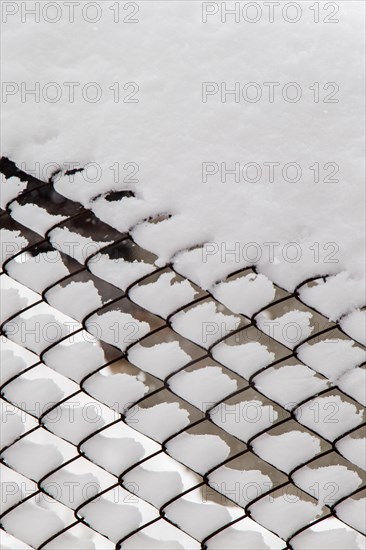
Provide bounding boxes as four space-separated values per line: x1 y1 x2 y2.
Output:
0 157 365 550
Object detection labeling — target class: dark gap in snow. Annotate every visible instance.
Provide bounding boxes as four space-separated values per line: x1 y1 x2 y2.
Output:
65 167 84 176
104 190 135 202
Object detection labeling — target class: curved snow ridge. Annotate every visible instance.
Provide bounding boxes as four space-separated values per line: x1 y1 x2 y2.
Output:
51 168 365 321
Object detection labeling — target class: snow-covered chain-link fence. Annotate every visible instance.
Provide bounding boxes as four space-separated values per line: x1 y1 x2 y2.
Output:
1 158 365 549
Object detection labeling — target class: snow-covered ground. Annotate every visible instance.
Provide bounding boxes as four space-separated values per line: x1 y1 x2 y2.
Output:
2 0 365 293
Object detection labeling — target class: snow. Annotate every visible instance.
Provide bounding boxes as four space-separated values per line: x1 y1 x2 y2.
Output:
2 2 366 546
80 497 141 543
53 172 120 209
292 465 362 507
0 176 27 210
89 254 154 291
168 366 237 411
5 308 78 355
297 339 366 381
254 363 329 408
46 280 104 321
0 402 26 448
174 246 250 291
42 398 107 445
6 250 70 294
121 520 200 550
3 376 64 417
295 395 364 441
49 227 112 265
128 340 192 379
129 271 197 318
1 499 68 549
0 465 37 514
291 517 366 550
255 309 314 349
84 371 149 414
0 529 32 550
2 429 70 481
85 310 150 352
0 350 28 386
123 466 183 509
208 465 272 507
210 399 278 442
8 202 66 236
43 532 97 550
212 341 275 379
337 367 366 406
122 532 183 550
250 495 322 540
2 6 365 296
171 301 241 348
0 230 28 265
252 431 322 474
206 516 285 549
1 275 38 323
340 309 366 346
133 215 212 271
298 273 366 321
92 195 158 234
336 497 366 535
80 489 157 543
82 433 144 477
165 496 241 541
166 433 230 475
43 337 106 383
45 523 115 550
336 434 366 471
43 468 101 509
211 272 276 317
125 402 190 442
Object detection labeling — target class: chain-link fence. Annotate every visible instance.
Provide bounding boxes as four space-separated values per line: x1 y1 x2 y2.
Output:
1 157 365 549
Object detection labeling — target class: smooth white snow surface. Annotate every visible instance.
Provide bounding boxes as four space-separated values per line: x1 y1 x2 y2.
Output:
212 341 275 379
171 301 241 348
212 273 276 317
2 2 365 294
129 271 197 318
166 433 230 475
128 340 192 378
85 310 150 351
49 227 112 265
46 280 104 320
298 273 366 321
297 339 366 381
256 309 314 349
1 177 28 210
291 517 366 550
254 363 329 407
6 250 70 294
295 395 364 441
8 203 66 236
210 399 278 442
125 402 190 442
168 366 237 410
336 435 366 471
292 465 362 507
340 309 366 346
252 431 322 474
250 494 322 540
89 254 155 291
